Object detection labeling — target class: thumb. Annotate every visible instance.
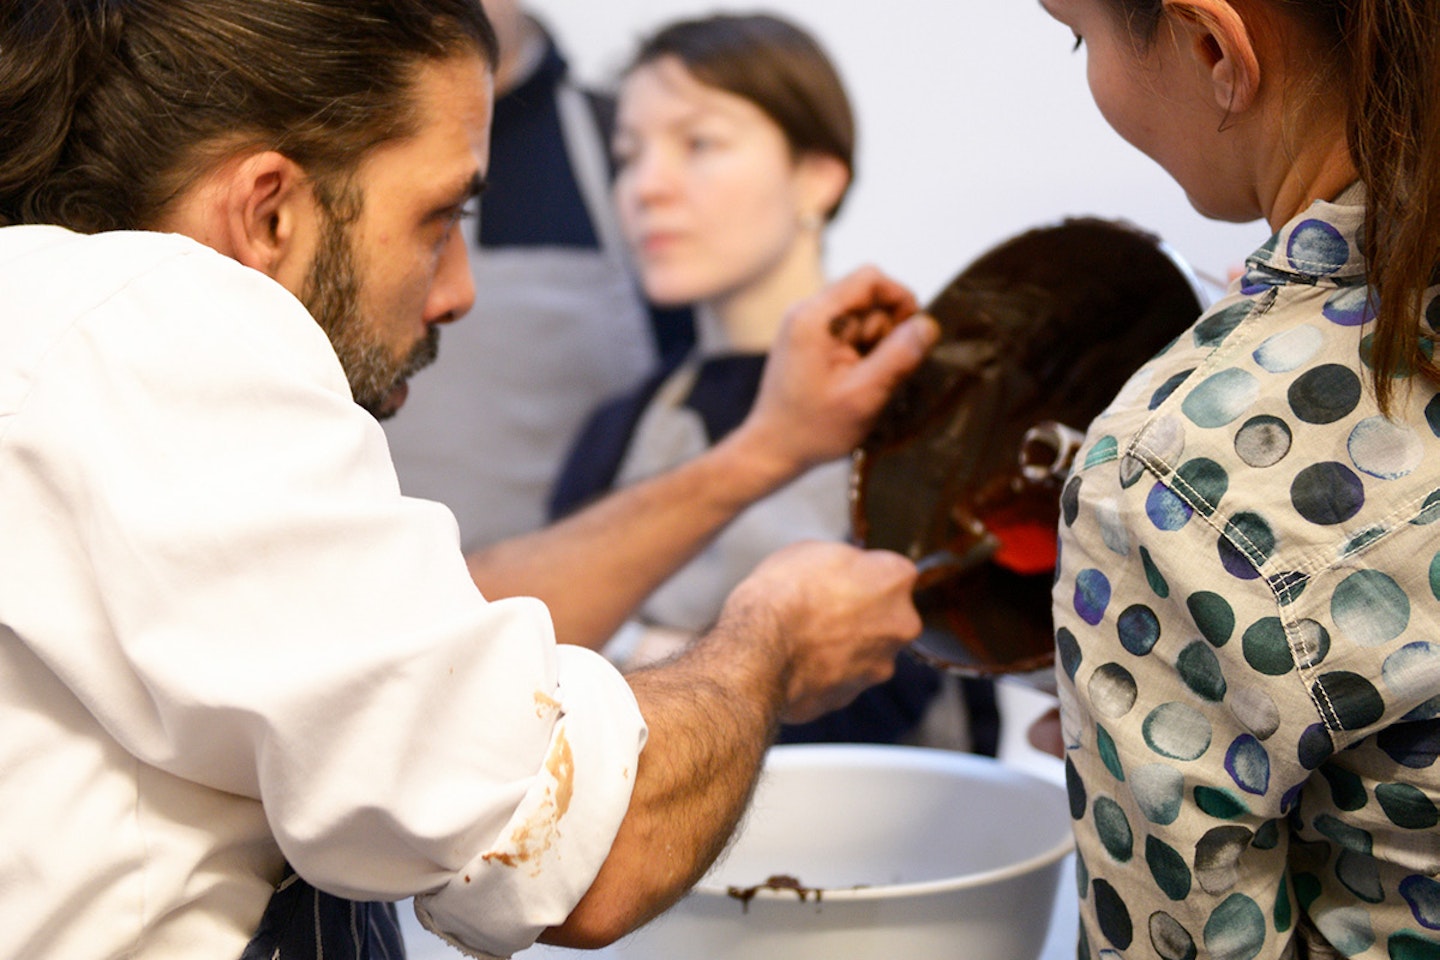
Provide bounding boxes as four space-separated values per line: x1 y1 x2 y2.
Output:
849 312 939 394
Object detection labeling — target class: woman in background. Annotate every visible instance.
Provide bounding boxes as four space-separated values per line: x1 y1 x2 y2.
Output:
551 12 995 751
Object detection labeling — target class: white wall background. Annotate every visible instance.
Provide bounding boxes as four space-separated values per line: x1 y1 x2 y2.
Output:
526 0 1267 304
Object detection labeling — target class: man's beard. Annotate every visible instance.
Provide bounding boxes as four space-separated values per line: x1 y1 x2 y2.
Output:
301 195 439 421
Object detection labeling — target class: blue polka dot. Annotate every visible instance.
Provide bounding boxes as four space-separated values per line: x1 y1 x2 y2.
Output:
1399 875 1440 930
1146 482 1194 531
1287 219 1350 275
1225 735 1271 795
1118 604 1162 656
1075 569 1112 626
1321 285 1377 327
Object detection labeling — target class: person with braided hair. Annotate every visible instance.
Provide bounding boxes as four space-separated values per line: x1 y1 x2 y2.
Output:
0 1 938 957
1036 0 1440 956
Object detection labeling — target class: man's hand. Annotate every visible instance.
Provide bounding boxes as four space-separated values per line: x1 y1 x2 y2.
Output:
735 266 938 479
718 540 923 724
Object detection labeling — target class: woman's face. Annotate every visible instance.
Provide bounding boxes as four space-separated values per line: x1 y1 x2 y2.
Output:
613 56 830 307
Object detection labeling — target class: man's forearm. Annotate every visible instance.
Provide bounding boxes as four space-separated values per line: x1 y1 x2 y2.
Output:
539 608 785 947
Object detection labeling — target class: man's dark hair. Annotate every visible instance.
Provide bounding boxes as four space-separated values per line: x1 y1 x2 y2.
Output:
0 0 497 231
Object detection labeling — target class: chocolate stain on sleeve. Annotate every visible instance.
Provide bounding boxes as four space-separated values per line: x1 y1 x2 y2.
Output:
480 728 574 877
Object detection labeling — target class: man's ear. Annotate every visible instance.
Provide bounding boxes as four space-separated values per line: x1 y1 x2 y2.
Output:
221 151 317 284
1164 0 1261 115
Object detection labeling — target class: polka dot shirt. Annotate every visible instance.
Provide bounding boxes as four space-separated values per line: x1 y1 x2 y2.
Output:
1055 187 1440 959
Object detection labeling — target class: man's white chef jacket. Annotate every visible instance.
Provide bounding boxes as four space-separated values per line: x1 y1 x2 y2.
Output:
0 226 646 959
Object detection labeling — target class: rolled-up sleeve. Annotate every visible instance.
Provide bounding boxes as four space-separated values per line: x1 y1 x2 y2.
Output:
415 644 644 957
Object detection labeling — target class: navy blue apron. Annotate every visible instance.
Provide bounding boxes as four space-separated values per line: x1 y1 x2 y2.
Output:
239 865 405 960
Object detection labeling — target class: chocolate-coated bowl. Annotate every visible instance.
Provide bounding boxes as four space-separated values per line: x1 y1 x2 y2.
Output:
610 744 1074 960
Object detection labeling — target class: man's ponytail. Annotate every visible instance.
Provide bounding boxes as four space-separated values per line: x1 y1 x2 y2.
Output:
0 1 124 226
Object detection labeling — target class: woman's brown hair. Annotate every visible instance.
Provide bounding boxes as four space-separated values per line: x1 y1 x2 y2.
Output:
625 12 856 220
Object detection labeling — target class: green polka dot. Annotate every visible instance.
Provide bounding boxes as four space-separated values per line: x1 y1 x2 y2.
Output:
1195 786 1250 819
1175 457 1229 515
1141 545 1171 598
1389 930 1440 960
1144 702 1213 761
1253 819 1281 850
1414 490 1440 525
1184 368 1260 428
1316 813 1374 855
1274 875 1292 933
1094 796 1134 862
1294 872 1322 911
1133 763 1185 824
1149 911 1198 960
1376 782 1439 829
1146 836 1193 900
1332 569 1411 647
1188 591 1235 647
1096 723 1125 781
1203 893 1266 960
1094 878 1134 949
1195 301 1253 348
1242 618 1295 676
1178 640 1227 701
1314 671 1386 730
1319 763 1369 811
1338 849 1384 906
1430 552 1440 602
1220 512 1275 575
1066 756 1087 820
1086 435 1120 469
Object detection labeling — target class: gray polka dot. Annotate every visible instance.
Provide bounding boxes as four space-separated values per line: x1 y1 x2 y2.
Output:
1144 702 1213 761
1349 416 1423 480
1234 415 1292 468
1088 662 1138 719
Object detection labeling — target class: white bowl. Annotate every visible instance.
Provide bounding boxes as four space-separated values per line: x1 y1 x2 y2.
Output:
611 743 1074 960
